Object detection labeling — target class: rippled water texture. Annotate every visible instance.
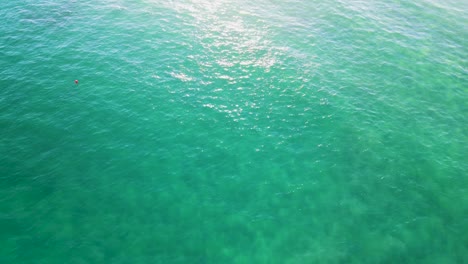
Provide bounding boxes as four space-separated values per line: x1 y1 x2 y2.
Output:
1 0 467 263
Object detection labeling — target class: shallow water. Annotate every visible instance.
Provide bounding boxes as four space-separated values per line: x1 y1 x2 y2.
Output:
1 0 467 263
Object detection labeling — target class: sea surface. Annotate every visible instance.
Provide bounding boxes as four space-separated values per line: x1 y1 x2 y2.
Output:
1 0 467 263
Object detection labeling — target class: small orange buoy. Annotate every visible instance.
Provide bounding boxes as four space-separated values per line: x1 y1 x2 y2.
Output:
75 80 79 85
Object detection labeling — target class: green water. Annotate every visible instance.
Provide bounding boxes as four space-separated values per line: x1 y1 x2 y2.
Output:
1 0 467 263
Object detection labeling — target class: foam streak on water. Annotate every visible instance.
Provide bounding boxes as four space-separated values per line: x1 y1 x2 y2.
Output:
1 0 467 263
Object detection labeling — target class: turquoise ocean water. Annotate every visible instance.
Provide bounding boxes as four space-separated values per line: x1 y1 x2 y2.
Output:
1 0 467 263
